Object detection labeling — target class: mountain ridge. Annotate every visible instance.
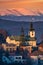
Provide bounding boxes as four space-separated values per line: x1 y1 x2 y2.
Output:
0 15 43 22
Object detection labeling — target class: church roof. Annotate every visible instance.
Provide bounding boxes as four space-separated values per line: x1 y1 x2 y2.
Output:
25 35 30 41
6 43 16 46
20 42 30 46
29 37 36 41
9 36 20 41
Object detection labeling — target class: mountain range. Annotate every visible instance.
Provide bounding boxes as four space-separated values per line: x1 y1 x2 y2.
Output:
0 15 43 22
0 9 43 22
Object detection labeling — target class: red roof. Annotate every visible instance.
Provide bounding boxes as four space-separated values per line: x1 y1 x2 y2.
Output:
39 43 43 47
30 50 43 56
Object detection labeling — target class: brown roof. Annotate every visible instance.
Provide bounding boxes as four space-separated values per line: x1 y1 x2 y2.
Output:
38 43 43 47
30 50 43 56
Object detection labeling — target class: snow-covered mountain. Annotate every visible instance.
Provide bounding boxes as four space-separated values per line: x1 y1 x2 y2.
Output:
0 15 43 22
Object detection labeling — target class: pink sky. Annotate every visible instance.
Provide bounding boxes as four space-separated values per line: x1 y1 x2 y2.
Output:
0 0 43 16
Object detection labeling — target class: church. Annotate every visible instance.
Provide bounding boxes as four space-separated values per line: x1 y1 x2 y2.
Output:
2 22 37 53
20 22 37 53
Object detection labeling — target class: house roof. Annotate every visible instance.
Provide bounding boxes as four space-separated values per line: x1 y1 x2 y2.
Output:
30 50 43 56
38 41 43 47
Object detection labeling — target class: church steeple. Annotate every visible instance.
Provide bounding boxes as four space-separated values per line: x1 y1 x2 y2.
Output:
29 22 35 38
30 22 34 31
29 22 36 47
20 26 25 42
21 26 24 36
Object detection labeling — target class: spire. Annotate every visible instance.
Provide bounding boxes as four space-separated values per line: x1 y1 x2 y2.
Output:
20 26 25 42
30 22 34 31
21 26 24 36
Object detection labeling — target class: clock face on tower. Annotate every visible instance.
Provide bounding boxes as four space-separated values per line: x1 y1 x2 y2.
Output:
30 31 35 37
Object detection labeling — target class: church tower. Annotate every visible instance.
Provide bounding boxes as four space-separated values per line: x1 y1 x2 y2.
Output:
29 22 36 47
20 26 25 43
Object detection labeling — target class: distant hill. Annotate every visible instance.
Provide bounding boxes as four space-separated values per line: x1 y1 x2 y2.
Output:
0 15 43 22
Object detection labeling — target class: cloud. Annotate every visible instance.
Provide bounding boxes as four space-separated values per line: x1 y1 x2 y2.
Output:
0 1 43 9
0 8 43 16
0 0 43 15
0 0 43 2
